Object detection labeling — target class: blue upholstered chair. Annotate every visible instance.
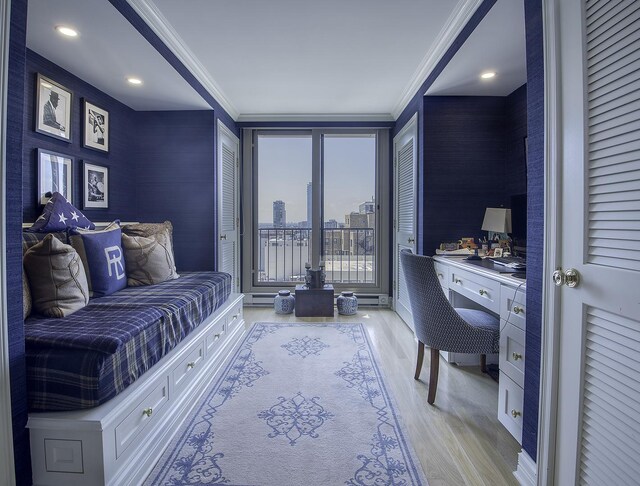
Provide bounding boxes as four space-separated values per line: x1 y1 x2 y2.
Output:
400 250 500 404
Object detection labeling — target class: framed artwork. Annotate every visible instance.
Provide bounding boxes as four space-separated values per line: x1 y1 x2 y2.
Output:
35 74 72 142
37 149 73 205
83 100 109 152
493 247 504 258
83 162 109 209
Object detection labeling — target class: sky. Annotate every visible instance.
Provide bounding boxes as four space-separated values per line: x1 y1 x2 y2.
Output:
257 134 376 224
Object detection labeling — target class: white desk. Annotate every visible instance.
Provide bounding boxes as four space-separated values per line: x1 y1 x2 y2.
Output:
433 256 527 443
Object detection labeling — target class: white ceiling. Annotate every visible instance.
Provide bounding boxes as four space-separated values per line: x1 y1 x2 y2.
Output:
26 0 527 117
26 0 210 111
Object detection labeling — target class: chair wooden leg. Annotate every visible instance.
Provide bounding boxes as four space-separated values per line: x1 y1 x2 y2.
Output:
480 354 487 373
414 341 425 380
428 348 440 405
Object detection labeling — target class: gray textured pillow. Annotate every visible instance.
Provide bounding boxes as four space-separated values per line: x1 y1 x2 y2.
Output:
23 270 32 319
122 221 178 276
122 233 179 286
23 234 90 318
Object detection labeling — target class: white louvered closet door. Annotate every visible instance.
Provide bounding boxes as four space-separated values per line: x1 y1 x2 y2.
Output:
554 0 640 484
217 121 240 293
393 114 417 330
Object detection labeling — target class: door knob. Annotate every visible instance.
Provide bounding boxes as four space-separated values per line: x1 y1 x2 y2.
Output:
553 268 580 288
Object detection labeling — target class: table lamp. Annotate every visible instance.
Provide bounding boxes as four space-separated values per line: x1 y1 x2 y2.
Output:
481 207 512 243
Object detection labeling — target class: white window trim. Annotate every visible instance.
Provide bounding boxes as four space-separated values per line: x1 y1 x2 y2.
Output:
241 127 390 299
0 0 17 483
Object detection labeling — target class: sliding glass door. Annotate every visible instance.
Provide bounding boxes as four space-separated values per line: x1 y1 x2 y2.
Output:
245 128 389 296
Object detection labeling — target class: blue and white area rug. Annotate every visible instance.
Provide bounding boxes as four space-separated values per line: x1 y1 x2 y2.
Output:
145 323 427 485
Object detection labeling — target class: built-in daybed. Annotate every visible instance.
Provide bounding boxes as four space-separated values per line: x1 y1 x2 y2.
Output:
22 226 245 485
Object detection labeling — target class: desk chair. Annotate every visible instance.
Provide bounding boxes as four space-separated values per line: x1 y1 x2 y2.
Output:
400 250 500 404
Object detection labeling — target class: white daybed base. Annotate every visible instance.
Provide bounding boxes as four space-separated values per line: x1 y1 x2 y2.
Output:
27 293 245 486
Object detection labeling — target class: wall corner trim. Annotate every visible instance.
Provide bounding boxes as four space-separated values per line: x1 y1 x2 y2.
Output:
391 0 485 119
125 0 239 120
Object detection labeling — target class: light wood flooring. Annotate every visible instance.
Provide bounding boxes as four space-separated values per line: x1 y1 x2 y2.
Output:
244 306 520 486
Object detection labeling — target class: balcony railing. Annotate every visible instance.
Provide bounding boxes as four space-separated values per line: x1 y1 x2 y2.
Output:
258 227 375 284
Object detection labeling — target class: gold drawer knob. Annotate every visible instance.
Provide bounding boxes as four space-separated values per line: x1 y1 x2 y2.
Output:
142 407 153 417
513 306 524 315
455 279 462 284
187 361 196 369
512 352 523 361
511 409 521 418
214 333 221 339
479 289 487 296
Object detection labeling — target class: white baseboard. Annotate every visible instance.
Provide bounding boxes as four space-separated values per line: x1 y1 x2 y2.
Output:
514 450 537 486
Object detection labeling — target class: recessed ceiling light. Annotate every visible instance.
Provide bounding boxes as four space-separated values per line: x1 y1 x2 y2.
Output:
127 77 143 85
55 26 78 37
481 71 496 79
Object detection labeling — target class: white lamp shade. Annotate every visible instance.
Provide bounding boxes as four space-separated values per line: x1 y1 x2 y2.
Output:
481 208 512 233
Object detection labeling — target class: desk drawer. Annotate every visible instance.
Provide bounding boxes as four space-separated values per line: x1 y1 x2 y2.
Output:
499 322 525 387
501 285 526 331
450 268 500 314
498 372 523 444
434 261 449 291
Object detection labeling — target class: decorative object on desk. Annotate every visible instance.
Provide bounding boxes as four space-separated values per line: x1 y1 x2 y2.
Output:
337 291 358 315
144 322 427 486
35 74 72 142
493 247 503 257
459 237 478 249
440 242 459 251
274 290 295 314
481 207 512 243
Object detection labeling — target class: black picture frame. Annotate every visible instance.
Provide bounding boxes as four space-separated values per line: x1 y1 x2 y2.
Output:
35 74 72 142
83 99 109 152
37 148 73 205
83 161 109 209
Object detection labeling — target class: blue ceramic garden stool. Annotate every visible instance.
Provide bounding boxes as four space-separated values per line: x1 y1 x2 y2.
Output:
337 291 358 315
274 290 295 314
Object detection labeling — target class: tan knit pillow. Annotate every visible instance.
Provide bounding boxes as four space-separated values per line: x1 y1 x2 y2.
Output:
122 233 179 286
122 221 178 276
23 234 90 318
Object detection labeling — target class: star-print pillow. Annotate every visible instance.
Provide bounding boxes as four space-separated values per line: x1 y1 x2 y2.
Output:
28 192 96 232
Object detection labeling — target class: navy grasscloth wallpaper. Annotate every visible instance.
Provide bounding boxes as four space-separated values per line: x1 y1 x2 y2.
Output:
22 50 138 224
523 0 544 460
133 110 217 271
7 0 30 483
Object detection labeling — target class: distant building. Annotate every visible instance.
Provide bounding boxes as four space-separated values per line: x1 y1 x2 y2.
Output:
345 212 368 228
306 182 312 228
273 200 286 228
324 219 338 229
359 200 375 214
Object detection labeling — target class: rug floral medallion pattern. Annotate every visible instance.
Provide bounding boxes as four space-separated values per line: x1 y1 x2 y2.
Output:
145 323 426 486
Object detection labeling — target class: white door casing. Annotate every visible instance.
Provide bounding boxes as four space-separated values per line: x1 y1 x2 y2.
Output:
393 113 418 330
217 120 240 293
541 0 640 484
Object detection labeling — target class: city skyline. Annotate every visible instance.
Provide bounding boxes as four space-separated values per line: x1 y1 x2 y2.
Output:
257 135 375 224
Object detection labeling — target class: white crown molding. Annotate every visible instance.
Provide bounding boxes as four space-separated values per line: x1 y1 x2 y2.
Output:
126 0 239 120
236 113 395 123
391 0 486 119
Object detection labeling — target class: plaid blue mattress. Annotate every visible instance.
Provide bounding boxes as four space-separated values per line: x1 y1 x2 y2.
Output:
25 272 232 412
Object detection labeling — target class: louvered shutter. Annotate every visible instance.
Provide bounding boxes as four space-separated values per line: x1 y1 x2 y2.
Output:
586 0 640 271
397 139 415 234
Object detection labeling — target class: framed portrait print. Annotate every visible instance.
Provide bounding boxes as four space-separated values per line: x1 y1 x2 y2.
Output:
83 162 109 209
83 100 109 152
35 74 72 142
37 149 73 205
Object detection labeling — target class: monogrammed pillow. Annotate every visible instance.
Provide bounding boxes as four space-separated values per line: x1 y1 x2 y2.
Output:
23 234 89 318
70 222 126 297
122 233 179 286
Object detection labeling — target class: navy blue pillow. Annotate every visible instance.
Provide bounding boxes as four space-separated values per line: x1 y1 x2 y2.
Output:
29 192 95 232
70 223 126 297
